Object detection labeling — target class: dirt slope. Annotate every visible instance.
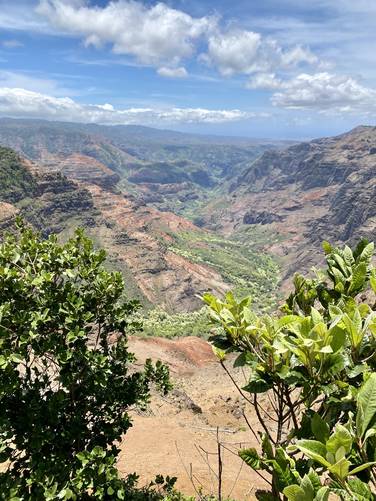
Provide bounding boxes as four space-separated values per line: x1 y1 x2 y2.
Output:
119 336 268 500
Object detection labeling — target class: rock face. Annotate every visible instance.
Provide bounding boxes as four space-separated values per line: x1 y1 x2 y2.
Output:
85 184 230 311
0 146 97 236
203 126 376 277
0 119 285 311
0 145 231 312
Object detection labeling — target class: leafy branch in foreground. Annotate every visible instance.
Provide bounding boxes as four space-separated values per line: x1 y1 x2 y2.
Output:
204 239 376 500
0 222 171 500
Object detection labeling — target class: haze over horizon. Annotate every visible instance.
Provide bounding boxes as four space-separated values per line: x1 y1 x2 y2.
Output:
0 0 375 139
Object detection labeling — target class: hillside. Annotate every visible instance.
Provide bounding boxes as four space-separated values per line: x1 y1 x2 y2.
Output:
0 118 290 219
199 126 376 279
2 119 376 308
0 142 279 312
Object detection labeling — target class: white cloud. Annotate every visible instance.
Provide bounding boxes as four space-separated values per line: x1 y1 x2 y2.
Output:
247 73 281 90
36 0 215 66
203 29 318 77
280 46 318 67
0 87 258 124
157 66 188 79
1 39 24 48
35 1 321 82
203 30 262 76
0 70 71 96
0 2 52 33
271 72 376 111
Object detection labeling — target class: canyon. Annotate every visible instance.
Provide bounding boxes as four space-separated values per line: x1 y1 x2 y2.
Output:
0 119 375 311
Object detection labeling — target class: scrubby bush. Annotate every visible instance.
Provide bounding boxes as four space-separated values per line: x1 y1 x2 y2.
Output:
204 240 376 499
135 307 212 339
0 222 170 499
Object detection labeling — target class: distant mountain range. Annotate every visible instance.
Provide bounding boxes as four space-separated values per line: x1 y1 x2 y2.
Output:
0 118 374 310
0 119 283 312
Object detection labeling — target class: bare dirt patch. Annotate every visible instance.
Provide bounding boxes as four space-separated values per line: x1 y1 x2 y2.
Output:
118 336 268 500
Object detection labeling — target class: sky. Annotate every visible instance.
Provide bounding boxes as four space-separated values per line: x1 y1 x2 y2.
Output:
0 0 375 139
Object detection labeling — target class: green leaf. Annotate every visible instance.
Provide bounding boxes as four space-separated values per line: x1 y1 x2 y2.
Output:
326 425 352 454
212 346 226 361
243 375 272 394
311 414 330 444
314 487 329 501
239 448 261 470
328 457 350 480
349 461 376 475
349 262 367 294
283 485 306 501
370 275 376 294
322 241 332 255
262 433 274 460
357 373 376 437
296 440 330 468
358 242 374 264
300 475 315 499
233 352 246 367
10 353 23 364
347 478 374 500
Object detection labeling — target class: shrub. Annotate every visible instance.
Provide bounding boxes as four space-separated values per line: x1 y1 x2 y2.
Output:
134 307 212 339
204 239 376 499
0 222 170 500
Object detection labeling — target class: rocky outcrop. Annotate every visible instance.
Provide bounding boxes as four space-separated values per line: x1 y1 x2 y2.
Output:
243 210 284 225
85 184 230 312
204 126 376 278
58 154 120 188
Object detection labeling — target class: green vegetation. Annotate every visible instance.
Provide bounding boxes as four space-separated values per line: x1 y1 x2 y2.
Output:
0 146 36 202
0 222 170 499
205 239 376 499
169 230 280 310
135 307 212 338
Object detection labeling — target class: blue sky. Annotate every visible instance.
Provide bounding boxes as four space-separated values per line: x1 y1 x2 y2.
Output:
0 0 375 139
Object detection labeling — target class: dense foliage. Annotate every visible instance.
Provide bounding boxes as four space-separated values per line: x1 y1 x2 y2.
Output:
169 230 279 308
204 240 376 499
135 307 212 339
0 222 171 500
0 146 36 203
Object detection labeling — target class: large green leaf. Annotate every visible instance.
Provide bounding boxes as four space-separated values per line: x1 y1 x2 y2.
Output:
349 461 376 475
283 485 306 501
349 262 367 294
358 242 374 264
295 440 330 468
326 425 352 454
311 414 330 444
315 487 330 501
357 373 376 437
239 448 261 470
328 457 350 480
347 478 374 500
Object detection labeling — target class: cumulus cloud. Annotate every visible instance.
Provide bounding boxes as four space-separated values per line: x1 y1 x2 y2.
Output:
203 29 318 77
203 30 262 76
247 73 282 90
271 72 376 110
35 1 320 80
0 87 257 124
36 0 215 66
157 66 188 79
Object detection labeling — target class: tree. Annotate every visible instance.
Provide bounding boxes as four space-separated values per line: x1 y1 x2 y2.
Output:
204 240 376 500
0 222 170 500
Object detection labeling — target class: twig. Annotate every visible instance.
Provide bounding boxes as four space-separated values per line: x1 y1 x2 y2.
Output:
217 427 223 501
175 441 201 498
